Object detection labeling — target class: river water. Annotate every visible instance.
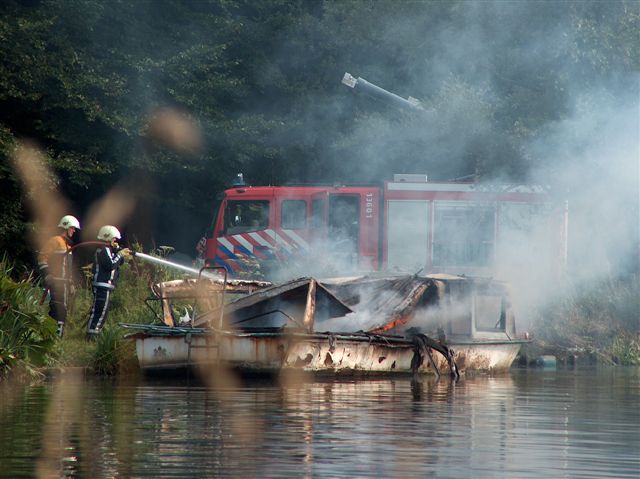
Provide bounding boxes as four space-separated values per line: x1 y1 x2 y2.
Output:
0 367 638 478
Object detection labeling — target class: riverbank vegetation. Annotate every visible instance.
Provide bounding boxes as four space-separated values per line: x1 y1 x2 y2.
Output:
529 274 640 366
0 250 181 380
1 255 638 380
0 256 56 379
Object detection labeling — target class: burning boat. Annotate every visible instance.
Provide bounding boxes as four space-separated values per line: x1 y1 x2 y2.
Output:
124 259 528 376
321 273 528 372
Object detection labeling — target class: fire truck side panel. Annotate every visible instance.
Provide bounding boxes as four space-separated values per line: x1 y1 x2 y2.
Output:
383 180 564 278
431 200 497 275
324 188 380 272
354 188 380 270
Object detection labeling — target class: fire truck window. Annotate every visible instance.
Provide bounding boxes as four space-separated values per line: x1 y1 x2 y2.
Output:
328 195 359 257
281 200 307 229
311 199 324 229
433 203 495 267
224 200 269 235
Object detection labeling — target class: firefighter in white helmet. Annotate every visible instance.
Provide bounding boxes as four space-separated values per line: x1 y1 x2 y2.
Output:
37 214 81 337
87 225 131 339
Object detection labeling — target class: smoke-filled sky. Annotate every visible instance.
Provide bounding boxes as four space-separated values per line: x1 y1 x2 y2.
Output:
265 0 639 322
313 1 639 284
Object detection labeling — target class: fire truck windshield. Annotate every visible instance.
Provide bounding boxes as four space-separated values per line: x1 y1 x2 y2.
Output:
224 200 269 235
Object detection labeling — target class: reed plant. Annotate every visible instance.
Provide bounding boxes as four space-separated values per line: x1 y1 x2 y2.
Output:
90 324 138 375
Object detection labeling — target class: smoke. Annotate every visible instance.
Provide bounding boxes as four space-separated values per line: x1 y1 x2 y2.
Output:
320 284 405 332
495 85 638 326
200 1 638 340
529 88 639 283
309 2 638 326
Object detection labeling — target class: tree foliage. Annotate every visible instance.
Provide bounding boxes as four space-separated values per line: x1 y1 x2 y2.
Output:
0 0 637 265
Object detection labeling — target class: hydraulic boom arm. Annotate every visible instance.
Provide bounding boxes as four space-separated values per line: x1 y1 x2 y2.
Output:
342 72 424 112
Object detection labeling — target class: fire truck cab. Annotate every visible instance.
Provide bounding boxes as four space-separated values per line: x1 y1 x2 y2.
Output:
205 174 567 280
205 183 380 278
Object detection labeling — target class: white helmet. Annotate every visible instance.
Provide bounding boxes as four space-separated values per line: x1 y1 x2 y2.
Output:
97 225 122 242
58 215 81 230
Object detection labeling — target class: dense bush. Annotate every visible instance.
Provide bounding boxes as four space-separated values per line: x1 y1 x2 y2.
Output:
0 256 57 379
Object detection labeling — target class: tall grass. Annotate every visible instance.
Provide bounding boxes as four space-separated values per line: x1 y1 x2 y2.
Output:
57 246 182 375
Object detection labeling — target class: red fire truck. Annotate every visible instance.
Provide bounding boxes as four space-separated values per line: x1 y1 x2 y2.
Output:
204 173 568 281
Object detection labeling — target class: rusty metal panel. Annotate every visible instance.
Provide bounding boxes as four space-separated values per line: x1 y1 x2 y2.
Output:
283 337 431 374
432 342 522 372
136 336 193 369
133 329 525 375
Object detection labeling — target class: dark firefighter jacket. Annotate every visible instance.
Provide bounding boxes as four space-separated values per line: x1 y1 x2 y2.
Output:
92 245 125 290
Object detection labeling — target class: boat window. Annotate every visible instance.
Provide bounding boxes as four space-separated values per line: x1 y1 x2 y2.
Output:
433 203 495 267
224 200 269 235
475 294 506 331
447 282 473 336
281 200 307 229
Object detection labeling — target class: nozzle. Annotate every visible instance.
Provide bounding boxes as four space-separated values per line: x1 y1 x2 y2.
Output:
342 72 357 88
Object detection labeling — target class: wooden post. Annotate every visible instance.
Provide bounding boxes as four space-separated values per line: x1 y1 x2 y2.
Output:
303 279 317 332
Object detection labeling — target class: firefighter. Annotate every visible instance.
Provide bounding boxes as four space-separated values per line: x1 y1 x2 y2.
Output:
38 214 81 337
194 235 206 268
87 225 130 339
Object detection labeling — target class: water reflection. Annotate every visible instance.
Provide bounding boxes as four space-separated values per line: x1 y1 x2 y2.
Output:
1 369 638 478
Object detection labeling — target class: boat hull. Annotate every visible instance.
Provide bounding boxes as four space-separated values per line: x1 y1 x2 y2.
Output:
132 329 526 375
